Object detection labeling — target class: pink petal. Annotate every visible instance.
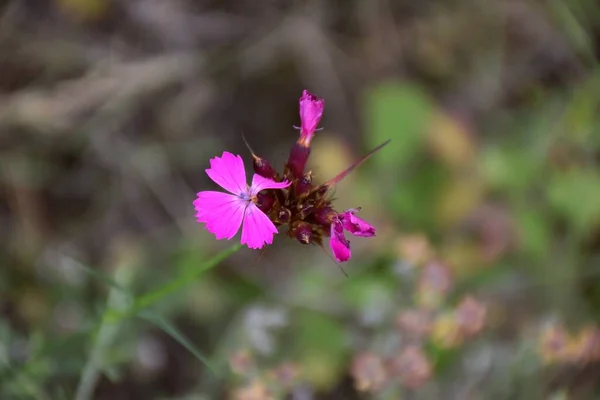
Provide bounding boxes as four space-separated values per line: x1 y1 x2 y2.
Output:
194 191 246 240
249 174 291 195
340 209 376 237
240 204 279 249
205 152 247 195
299 90 324 140
330 221 351 263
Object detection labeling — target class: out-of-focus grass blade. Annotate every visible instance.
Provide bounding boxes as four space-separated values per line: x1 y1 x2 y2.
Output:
70 258 131 294
106 243 241 321
139 310 217 376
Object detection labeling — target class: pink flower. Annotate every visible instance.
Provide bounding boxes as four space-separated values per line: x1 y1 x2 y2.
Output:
193 152 290 249
298 90 324 145
329 209 376 263
330 221 351 263
340 208 376 237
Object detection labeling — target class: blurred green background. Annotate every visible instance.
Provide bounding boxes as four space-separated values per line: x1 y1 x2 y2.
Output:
1 0 600 399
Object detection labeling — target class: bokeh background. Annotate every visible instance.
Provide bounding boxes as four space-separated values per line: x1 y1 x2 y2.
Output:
2 0 600 399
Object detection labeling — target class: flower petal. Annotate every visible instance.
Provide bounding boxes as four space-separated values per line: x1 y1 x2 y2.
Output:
330 221 351 262
299 90 324 141
194 191 246 240
249 174 291 195
240 203 279 249
205 152 247 195
341 209 376 237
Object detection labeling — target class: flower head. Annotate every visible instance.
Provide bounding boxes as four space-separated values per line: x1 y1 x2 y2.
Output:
298 90 324 146
194 152 290 249
329 209 376 262
194 90 389 265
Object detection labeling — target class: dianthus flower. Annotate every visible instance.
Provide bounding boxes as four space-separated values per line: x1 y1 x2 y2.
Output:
193 152 290 249
194 90 389 262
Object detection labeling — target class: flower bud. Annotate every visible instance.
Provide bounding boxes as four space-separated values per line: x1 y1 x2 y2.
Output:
294 171 313 197
256 192 275 213
253 155 277 179
298 90 324 147
294 223 313 244
313 207 336 226
276 207 291 224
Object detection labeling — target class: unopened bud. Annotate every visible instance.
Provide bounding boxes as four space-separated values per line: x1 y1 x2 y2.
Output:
277 207 291 224
294 171 313 197
313 207 336 226
295 223 313 244
253 155 277 179
256 193 275 213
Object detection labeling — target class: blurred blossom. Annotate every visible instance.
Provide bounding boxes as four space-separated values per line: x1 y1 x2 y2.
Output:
539 323 571 365
567 326 600 364
455 296 487 337
395 234 434 266
229 349 255 376
266 362 300 390
431 313 464 349
465 204 514 263
232 379 274 400
350 352 388 392
415 260 453 309
540 324 600 366
388 345 432 389
396 309 433 341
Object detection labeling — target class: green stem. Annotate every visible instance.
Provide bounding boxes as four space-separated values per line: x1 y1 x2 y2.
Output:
105 243 241 322
72 243 240 400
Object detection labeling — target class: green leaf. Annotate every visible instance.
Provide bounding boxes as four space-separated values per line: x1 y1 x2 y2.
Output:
515 208 552 261
365 81 434 170
548 169 600 233
390 158 447 230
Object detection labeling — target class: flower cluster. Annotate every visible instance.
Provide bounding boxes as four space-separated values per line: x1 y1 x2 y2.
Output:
349 242 488 394
539 322 600 366
228 349 300 400
194 90 388 262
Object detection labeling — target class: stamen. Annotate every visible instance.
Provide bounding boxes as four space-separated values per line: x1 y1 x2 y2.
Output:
239 192 252 202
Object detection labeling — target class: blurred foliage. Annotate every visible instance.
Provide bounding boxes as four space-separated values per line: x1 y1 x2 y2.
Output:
1 0 600 399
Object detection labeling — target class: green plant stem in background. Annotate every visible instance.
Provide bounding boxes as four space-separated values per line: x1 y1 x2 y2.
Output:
74 264 134 400
106 243 242 322
74 243 241 400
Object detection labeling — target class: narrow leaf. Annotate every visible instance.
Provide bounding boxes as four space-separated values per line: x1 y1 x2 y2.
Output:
139 311 217 376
